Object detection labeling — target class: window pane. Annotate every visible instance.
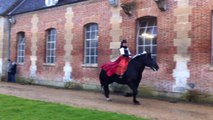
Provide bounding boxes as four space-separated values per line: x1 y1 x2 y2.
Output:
86 56 90 63
148 20 155 26
48 57 51 63
51 43 55 49
145 38 151 45
51 57 55 63
153 27 157 35
95 56 98 63
91 56 95 64
46 57 49 63
51 51 55 56
86 26 90 31
91 40 97 47
140 21 147 27
47 50 50 55
139 28 145 35
145 46 151 53
90 48 94 55
138 37 143 45
86 32 90 39
47 43 51 48
22 44 25 50
152 46 157 54
146 28 153 34
95 50 98 55
52 29 56 34
91 32 96 39
85 41 89 47
47 35 51 41
153 38 157 44
86 48 90 55
21 57 24 63
138 46 143 53
91 25 97 31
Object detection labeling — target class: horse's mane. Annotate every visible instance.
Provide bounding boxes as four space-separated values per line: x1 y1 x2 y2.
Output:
130 51 147 62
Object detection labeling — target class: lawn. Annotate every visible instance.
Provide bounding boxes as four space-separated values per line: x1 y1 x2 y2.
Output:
0 94 148 120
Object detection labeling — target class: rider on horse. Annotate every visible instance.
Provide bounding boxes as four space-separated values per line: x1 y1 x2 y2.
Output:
101 39 131 78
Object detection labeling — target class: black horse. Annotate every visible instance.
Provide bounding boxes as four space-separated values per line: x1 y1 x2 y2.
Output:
99 52 159 105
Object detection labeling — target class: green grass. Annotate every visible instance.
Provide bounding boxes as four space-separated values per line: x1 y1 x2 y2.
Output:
0 94 148 120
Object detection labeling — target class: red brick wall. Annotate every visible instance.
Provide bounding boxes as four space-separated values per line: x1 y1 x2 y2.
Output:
134 0 177 91
11 14 32 78
188 0 213 94
71 1 112 84
9 0 213 95
11 8 67 81
11 0 113 84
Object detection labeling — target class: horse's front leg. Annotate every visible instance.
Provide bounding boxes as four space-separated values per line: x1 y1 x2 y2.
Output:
103 85 111 101
128 82 140 105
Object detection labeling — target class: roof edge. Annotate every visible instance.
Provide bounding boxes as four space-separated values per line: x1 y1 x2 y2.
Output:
9 0 89 16
8 0 26 16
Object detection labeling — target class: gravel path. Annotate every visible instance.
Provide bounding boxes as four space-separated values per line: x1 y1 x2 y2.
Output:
0 82 212 120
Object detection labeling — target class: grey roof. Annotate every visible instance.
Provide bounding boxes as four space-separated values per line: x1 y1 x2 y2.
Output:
0 0 22 16
9 0 88 15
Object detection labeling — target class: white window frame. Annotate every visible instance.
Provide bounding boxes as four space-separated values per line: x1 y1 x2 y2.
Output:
17 32 25 64
45 28 56 64
45 0 58 7
84 23 98 65
136 17 157 60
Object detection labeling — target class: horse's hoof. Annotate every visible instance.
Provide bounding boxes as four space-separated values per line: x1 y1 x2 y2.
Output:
106 98 111 101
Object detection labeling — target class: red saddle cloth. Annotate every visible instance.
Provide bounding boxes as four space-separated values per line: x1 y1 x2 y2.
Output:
101 56 130 77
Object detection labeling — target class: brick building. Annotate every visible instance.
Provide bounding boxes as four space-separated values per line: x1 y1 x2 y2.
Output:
1 0 213 99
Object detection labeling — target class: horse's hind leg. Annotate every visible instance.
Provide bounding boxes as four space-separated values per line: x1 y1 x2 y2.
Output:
103 85 111 101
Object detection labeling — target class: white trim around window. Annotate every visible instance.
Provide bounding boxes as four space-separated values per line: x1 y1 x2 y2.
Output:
83 23 98 66
17 32 25 64
137 17 157 60
45 28 57 64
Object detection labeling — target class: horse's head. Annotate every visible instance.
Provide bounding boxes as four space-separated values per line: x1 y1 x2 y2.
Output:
144 52 159 71
132 52 159 71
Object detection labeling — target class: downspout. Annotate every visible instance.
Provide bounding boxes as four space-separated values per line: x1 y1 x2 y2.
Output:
7 16 16 60
7 17 11 60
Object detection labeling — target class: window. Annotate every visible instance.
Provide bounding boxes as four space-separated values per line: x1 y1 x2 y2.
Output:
137 17 157 60
45 28 56 64
84 23 98 65
17 32 25 63
108 0 118 7
45 0 58 6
